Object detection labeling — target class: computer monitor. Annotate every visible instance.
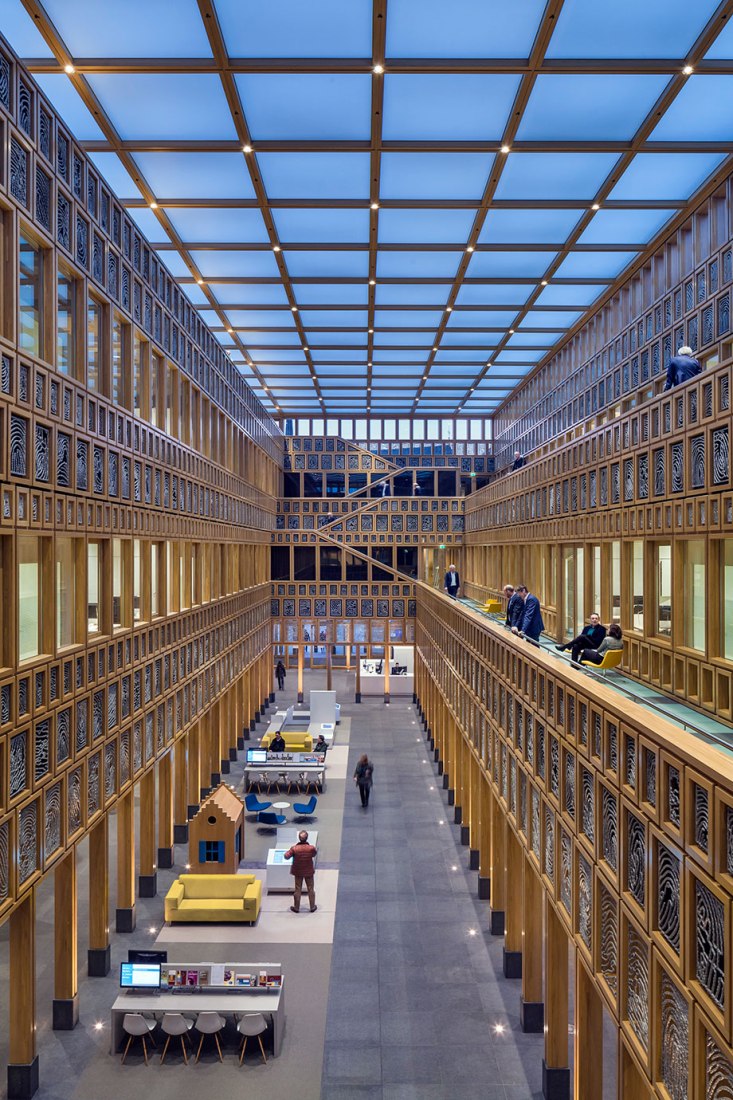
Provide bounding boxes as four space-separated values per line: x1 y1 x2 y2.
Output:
127 949 167 965
120 962 161 989
246 748 268 765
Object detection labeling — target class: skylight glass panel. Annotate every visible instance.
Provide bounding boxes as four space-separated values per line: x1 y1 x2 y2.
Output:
447 310 518 328
521 309 582 327
227 307 292 328
213 284 290 306
1 0 54 55
273 209 370 244
127 208 168 240
495 350 545 364
216 0 372 57
650 77 733 142
166 208 269 243
382 74 521 141
87 153 143 199
429 364 477 376
182 285 208 306
386 0 545 56
552 251 638 280
307 332 366 345
480 209 585 244
34 74 107 140
299 310 368 328
190 250 281 279
85 75 238 140
578 209 677 246
231 330 302 346
517 75 668 141
375 285 451 307
42 0 213 56
494 153 620 200
608 153 726 201
506 331 558 347
706 18 733 58
456 285 531 306
229 310 297 330
252 355 308 367
294 285 369 306
378 208 475 244
546 0 718 59
440 331 498 347
158 252 190 278
256 153 370 200
235 74 371 140
467 251 556 278
315 362 367 372
284 252 369 278
376 252 462 279
131 153 255 200
379 153 493 200
372 350 427 362
434 350 491 361
374 310 444 328
373 332 432 346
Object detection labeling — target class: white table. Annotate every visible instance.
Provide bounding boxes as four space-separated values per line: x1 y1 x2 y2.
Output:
271 801 290 813
266 831 319 892
110 986 285 1057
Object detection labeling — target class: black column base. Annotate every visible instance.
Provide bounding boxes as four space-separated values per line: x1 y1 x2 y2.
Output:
433 748 440 762
229 747 238 761
200 786 211 801
52 995 79 1031
157 846 173 870
453 803 461 823
220 759 231 774
249 719 256 731
469 848 480 870
187 804 199 820
503 948 522 979
520 998 545 1033
87 944 111 977
297 692 303 703
355 692 361 703
237 736 245 750
210 771 221 787
269 692 275 703
443 774 450 791
412 692 417 704
460 825 470 846
489 908 505 935
115 906 136 933
138 872 157 898
542 1060 570 1100
173 823 188 845
478 875 491 900
255 709 261 721
7 1056 39 1099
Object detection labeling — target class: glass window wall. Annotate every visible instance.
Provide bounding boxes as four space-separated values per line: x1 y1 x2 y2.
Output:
684 540 706 651
56 536 76 649
18 536 40 661
19 235 43 356
57 268 74 374
655 544 672 637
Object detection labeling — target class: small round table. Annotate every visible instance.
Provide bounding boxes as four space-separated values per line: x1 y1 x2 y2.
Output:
271 801 290 813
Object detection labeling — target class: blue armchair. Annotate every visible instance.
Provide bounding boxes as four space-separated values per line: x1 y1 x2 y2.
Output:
245 793 272 816
257 810 286 828
292 796 317 819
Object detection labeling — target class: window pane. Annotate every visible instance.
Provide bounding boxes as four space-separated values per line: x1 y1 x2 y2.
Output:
87 542 100 634
151 354 161 426
133 539 141 622
656 544 672 637
611 541 621 621
684 540 706 651
133 335 144 418
87 298 101 390
111 317 125 406
19 236 42 356
57 269 74 375
631 540 644 631
151 544 159 617
56 537 75 649
112 538 123 627
18 536 39 661
724 541 733 660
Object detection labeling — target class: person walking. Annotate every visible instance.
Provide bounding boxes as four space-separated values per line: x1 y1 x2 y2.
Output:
353 754 374 808
443 564 460 600
284 830 318 913
663 345 701 391
275 660 286 691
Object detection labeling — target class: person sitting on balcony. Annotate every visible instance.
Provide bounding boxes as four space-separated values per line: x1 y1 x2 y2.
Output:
663 345 701 391
555 613 606 663
571 622 623 667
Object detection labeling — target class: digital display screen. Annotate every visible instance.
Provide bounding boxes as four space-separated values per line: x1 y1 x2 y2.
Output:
246 749 268 764
120 962 161 989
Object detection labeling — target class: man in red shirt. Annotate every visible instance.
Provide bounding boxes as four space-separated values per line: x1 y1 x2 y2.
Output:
284 830 318 913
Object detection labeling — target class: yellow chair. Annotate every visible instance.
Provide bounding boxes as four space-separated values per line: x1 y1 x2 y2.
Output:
580 649 623 674
482 600 502 614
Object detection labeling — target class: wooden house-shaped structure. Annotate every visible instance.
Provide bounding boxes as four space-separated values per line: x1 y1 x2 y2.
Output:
188 784 245 874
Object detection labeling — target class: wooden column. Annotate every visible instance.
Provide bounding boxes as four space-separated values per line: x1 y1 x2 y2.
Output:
574 953 603 1100
297 645 304 703
173 737 188 844
187 721 201 819
8 891 38 1099
489 787 506 934
88 815 111 976
503 827 523 978
520 856 544 1033
543 895 570 1100
157 752 174 869
138 769 157 897
115 790 136 932
53 849 78 1030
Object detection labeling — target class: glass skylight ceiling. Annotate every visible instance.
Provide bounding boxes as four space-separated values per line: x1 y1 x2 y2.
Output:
12 0 733 418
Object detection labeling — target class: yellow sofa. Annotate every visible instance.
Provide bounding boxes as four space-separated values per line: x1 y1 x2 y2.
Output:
260 729 313 752
164 874 262 924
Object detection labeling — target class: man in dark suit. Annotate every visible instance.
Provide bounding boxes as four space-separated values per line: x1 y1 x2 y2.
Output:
555 613 606 662
663 345 701 391
444 564 460 599
504 584 524 630
511 585 544 644
511 451 525 470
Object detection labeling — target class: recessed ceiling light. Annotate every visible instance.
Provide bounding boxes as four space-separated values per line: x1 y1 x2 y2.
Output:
303 346 309 351
509 328 514 333
500 144 511 154
432 346 437 351
368 328 374 333
196 278 204 285
373 64 384 74
291 306 298 311
466 245 474 253
94 1021 104 1031
64 63 75 75
149 201 158 209
243 144 252 153
682 64 694 75
371 202 379 210
541 280 548 286
446 305 452 312
591 203 600 211
369 278 376 285
273 245 281 252
227 328 233 334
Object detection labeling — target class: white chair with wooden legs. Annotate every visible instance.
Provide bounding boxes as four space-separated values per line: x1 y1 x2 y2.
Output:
305 772 320 795
195 1011 226 1062
237 1012 268 1064
160 1012 193 1064
121 1013 157 1064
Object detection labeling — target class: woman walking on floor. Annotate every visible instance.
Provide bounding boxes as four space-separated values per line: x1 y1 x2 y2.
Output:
353 754 374 808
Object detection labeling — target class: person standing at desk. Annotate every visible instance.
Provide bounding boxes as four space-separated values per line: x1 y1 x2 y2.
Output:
444 564 460 600
314 733 328 754
285 830 318 913
269 732 286 753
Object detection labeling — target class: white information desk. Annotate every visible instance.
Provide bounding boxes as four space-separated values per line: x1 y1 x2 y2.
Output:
266 831 319 892
110 985 285 1056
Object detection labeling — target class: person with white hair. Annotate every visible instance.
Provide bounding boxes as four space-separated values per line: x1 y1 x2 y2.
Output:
663 345 701 391
443 564 460 599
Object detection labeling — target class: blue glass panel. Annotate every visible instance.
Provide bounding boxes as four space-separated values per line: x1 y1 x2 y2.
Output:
1 0 54 54
379 152 493 199
298 310 368 327
530 286 603 308
191 250 281 278
456 284 531 306
273 209 369 243
651 77 733 141
229 329 302 346
285 251 369 278
198 310 222 327
434 350 492 361
306 332 366 345
88 153 143 199
294 284 369 306
85 74 237 139
255 359 309 370
495 153 620 200
467 251 556 277
310 350 367 362
506 331 558 347
550 251 638 279
43 0 213 56
34 75 107 141
494 350 545 363
131 152 254 199
440 331 499 346
373 331 432 346
226 308 289 326
378 208 475 244
706 19 733 58
546 0 717 59
158 252 190 278
213 284 290 305
447 310 517 328
522 309 582 327
518 75 667 141
374 310 444 328
227 309 296 329
608 153 726 201
315 364 367 374
235 74 371 140
375 284 451 306
376 252 462 279
429 364 480 376
386 0 545 57
127 209 168 239
480 209 585 244
166 208 269 243
216 0 372 57
257 153 370 199
373 350 428 362
382 74 521 141
182 285 207 305
578 208 676 245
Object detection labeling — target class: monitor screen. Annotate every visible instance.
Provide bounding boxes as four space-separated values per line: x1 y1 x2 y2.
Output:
120 962 161 989
128 950 167 965
247 749 268 765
